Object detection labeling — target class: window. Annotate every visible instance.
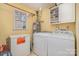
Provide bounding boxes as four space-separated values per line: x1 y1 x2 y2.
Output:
14 10 27 30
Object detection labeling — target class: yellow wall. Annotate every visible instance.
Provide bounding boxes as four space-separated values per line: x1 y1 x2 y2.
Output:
0 3 36 44
40 7 75 33
76 4 79 55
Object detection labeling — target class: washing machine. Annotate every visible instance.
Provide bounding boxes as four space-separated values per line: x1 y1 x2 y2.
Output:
48 30 75 56
10 34 30 56
33 30 75 56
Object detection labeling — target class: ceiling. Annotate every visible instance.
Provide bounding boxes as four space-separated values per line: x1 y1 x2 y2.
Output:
24 3 55 11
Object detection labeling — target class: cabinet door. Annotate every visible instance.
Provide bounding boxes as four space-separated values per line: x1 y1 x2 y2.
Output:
59 3 75 23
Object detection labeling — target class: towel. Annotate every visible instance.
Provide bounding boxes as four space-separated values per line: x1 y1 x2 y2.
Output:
17 37 25 44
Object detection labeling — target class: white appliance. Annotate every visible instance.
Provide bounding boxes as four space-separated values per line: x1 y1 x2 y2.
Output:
48 30 75 56
33 32 51 56
10 34 30 56
33 30 75 56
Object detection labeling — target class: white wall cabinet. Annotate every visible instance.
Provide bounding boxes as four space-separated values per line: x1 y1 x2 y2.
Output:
59 3 75 23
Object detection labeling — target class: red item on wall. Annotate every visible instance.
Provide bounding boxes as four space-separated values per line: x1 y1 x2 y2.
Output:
2 45 9 52
0 45 3 52
17 37 25 44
